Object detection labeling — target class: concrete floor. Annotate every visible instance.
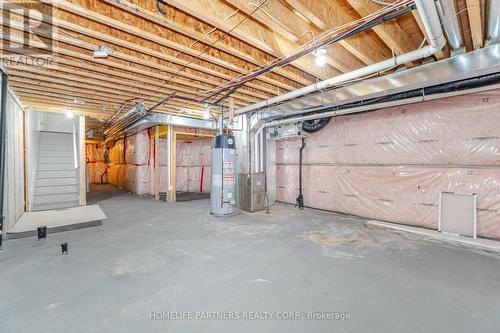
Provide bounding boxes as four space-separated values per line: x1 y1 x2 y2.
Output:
1 185 500 333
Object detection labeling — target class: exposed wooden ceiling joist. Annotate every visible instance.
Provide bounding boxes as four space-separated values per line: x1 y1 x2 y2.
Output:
160 0 340 79
283 0 392 65
0 0 487 129
101 0 313 87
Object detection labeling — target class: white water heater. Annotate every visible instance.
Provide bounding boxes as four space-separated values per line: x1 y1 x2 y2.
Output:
210 134 237 216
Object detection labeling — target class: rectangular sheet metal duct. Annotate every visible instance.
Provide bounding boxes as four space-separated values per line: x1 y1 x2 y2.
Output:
262 44 500 120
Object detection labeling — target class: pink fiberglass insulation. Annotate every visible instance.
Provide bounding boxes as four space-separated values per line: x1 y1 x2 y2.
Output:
126 165 152 195
187 166 201 192
88 161 108 184
86 144 108 184
159 139 168 166
106 132 213 195
125 131 150 165
176 166 189 192
276 89 500 239
176 141 212 192
159 166 169 192
86 144 106 163
109 139 126 165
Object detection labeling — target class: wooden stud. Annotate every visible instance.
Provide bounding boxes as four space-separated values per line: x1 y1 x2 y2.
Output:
466 0 484 49
167 125 176 203
79 115 87 206
23 107 30 212
154 125 160 200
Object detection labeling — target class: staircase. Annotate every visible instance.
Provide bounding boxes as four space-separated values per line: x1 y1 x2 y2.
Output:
33 131 80 211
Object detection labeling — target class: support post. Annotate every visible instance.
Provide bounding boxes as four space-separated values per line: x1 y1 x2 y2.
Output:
79 115 86 205
154 125 160 200
166 125 176 203
23 109 29 212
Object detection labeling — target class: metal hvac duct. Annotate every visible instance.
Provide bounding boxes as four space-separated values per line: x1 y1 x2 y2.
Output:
435 0 465 54
122 113 218 136
261 43 500 120
104 102 147 137
486 0 500 45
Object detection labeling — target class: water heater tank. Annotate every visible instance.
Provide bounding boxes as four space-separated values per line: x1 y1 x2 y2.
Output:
210 134 237 216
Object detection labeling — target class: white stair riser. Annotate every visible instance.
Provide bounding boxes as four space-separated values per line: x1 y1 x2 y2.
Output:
39 142 74 148
37 170 78 179
34 193 79 204
38 157 74 163
34 132 80 211
37 164 75 171
36 178 78 186
35 185 78 195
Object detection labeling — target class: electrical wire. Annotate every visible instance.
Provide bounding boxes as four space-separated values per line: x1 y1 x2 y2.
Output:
118 0 414 117
130 0 271 113
205 0 413 100
205 0 414 104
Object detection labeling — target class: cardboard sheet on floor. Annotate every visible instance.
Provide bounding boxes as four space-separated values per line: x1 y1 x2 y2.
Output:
7 205 107 238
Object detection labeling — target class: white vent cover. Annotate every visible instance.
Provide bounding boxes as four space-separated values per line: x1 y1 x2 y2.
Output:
439 191 477 238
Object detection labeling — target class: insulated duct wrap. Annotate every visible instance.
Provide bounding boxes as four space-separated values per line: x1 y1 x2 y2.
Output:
276 90 500 239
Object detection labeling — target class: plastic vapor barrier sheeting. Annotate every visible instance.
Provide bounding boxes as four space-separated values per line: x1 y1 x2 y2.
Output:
107 130 160 195
86 144 108 184
276 90 500 239
105 130 213 195
176 141 212 193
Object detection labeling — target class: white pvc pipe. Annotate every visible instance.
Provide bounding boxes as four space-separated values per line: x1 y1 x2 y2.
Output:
255 82 500 135
236 0 446 115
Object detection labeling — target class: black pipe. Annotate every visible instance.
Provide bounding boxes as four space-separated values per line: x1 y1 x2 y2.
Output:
301 117 332 133
275 72 500 123
295 137 305 210
0 69 8 247
207 4 416 104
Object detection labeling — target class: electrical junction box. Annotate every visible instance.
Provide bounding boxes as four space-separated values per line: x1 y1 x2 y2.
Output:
238 173 267 213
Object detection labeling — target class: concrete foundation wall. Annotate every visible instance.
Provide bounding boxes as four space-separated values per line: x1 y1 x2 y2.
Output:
276 89 500 239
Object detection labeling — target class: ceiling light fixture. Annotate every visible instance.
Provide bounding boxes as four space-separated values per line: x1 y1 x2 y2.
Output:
73 99 85 105
93 45 113 58
314 48 327 67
